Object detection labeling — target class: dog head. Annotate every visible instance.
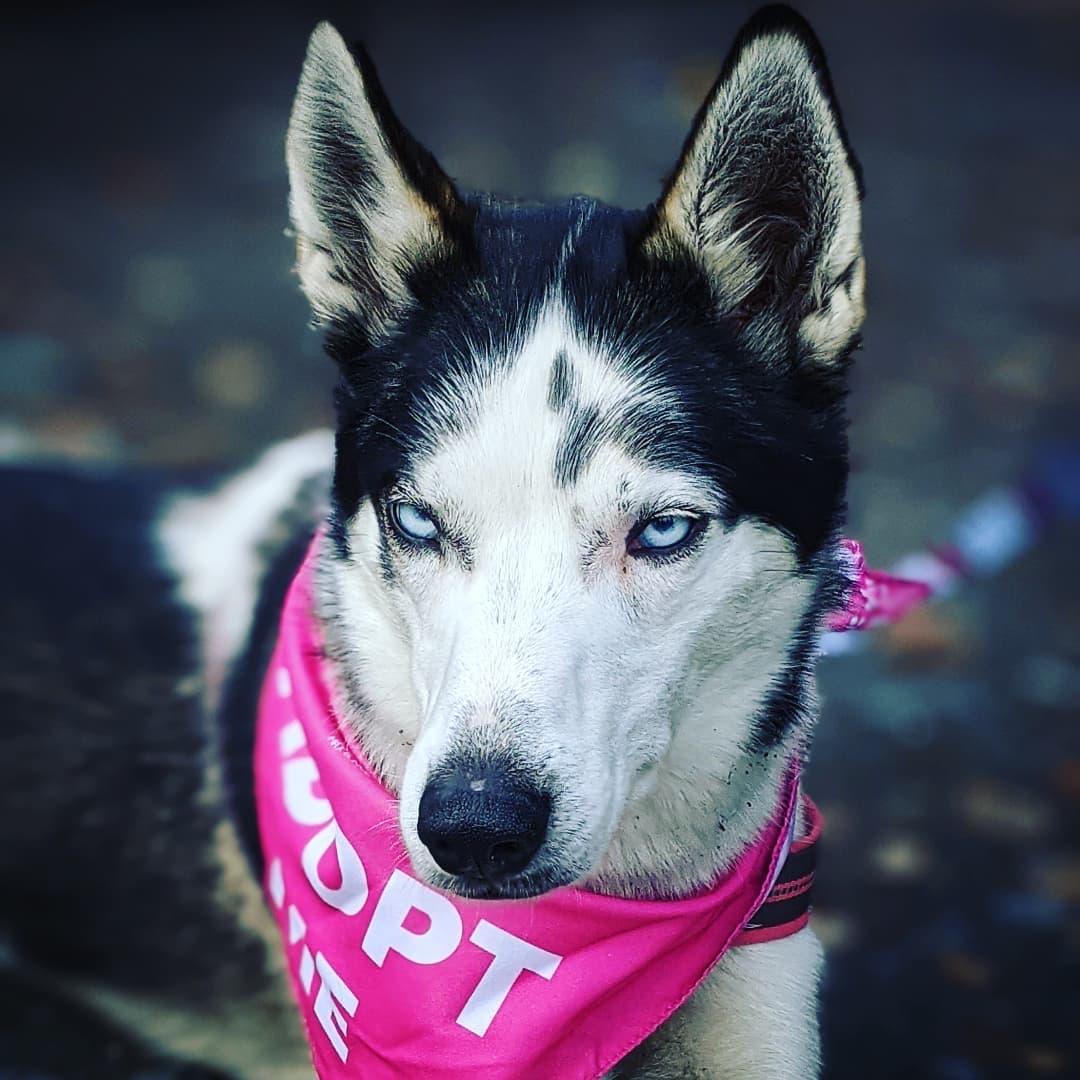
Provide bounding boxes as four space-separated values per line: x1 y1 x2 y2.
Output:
287 7 863 899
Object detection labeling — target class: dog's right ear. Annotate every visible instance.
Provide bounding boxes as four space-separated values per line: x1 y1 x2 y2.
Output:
287 24 469 341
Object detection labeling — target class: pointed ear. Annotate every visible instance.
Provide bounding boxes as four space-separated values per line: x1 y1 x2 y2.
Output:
643 6 864 376
286 24 470 339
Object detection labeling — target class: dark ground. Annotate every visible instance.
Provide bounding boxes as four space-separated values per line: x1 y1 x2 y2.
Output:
1 1 1078 1077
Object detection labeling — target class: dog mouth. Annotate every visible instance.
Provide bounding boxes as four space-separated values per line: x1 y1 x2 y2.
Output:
427 859 579 901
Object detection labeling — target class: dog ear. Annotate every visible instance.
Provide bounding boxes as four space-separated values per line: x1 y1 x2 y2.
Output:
287 23 469 339
643 6 864 378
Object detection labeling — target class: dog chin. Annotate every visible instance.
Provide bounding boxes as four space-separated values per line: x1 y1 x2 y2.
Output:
419 859 583 902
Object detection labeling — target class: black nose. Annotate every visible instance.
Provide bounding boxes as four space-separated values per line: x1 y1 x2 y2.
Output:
417 762 550 882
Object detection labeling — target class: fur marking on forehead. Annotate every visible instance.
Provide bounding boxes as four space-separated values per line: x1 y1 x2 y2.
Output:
413 303 690 500
547 350 575 413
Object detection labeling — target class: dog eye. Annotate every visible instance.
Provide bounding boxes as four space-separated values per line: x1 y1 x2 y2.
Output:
390 501 439 543
630 514 699 554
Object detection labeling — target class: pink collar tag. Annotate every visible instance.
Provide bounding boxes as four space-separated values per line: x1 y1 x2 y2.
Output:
255 544 801 1079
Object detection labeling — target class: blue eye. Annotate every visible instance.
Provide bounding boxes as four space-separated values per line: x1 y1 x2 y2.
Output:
390 502 439 542
633 514 699 553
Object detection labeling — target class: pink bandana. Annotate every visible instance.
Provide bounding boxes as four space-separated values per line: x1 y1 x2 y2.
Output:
826 538 932 632
255 543 805 1079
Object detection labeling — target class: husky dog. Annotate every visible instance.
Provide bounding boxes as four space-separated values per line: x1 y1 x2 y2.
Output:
0 6 864 1077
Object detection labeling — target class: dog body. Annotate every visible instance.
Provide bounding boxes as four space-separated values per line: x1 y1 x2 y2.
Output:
0 7 865 1076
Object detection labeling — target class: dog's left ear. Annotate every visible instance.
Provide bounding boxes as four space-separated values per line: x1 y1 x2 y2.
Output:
643 6 864 379
286 23 469 342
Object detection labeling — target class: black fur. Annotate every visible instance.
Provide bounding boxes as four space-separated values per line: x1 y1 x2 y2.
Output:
310 7 857 564
0 467 273 1001
725 6 864 198
553 401 604 487
326 192 849 562
218 525 316 878
547 349 574 412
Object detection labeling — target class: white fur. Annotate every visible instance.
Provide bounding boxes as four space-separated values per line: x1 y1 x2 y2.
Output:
158 429 333 704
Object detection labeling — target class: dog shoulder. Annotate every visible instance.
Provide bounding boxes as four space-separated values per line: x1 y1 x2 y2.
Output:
158 428 333 705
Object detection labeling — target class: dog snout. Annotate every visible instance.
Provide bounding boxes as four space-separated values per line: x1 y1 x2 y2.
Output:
417 761 550 883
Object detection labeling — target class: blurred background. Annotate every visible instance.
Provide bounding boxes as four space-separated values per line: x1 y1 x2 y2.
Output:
1 1 1077 1077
